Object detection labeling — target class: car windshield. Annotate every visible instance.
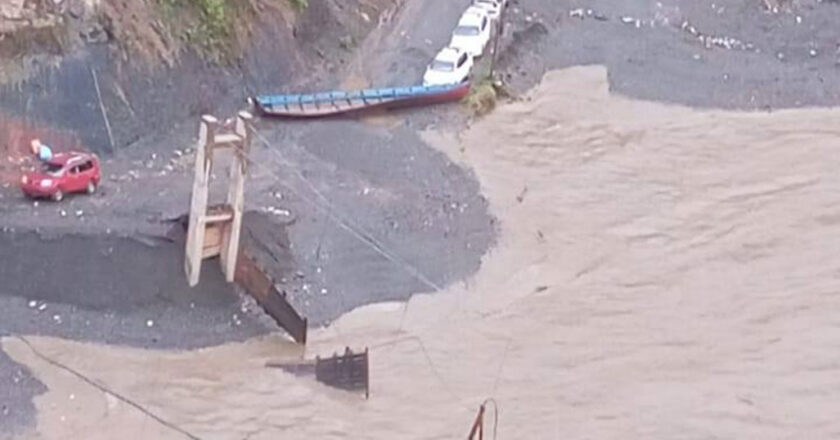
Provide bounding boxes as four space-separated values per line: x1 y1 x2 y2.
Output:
42 162 64 176
431 59 455 72
453 25 480 36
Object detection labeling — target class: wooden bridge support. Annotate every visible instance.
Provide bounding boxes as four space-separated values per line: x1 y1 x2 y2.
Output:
185 111 253 287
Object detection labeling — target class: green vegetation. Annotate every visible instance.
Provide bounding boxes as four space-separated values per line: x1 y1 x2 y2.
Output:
156 0 238 62
464 76 498 116
289 0 309 11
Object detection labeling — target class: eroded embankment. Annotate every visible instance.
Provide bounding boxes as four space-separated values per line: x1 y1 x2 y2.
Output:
0 0 396 153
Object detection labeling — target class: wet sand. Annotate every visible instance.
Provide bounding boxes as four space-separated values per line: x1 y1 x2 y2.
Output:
7 65 840 438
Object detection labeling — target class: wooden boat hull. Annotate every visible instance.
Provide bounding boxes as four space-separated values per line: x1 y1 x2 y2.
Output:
253 82 471 118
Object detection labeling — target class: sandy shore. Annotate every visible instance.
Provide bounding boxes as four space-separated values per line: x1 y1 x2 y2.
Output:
6 65 840 439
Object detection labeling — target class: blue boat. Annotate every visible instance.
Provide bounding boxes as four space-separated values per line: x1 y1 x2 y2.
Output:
252 82 471 118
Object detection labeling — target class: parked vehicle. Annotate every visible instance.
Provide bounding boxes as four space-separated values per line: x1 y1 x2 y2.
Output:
449 8 492 57
423 47 474 86
472 0 505 20
20 151 100 202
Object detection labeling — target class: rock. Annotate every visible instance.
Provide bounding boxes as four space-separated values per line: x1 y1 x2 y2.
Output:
173 149 183 157
339 35 355 51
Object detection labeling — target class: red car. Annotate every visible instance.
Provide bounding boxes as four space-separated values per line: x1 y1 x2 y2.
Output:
20 152 101 201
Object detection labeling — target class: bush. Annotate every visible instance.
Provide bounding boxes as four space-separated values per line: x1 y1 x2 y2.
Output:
289 0 309 11
464 78 498 116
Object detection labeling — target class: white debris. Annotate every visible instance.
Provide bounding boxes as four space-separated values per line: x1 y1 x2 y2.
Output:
173 149 183 157
795 15 802 24
75 210 84 217
33 201 39 207
424 38 432 45
28 300 37 308
360 12 370 22
146 320 154 327
59 210 67 217
621 16 634 24
810 49 817 57
777 52 785 60
320 288 328 295
69 394 75 400
262 206 291 217
569 8 584 18
38 303 47 311
53 314 62 323
151 153 157 160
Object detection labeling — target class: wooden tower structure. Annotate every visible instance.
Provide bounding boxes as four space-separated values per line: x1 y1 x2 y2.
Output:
184 111 253 286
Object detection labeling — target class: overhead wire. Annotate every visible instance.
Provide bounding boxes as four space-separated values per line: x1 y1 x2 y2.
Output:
246 126 444 295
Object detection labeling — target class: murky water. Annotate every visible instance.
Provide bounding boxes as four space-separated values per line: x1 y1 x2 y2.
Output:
7 65 840 439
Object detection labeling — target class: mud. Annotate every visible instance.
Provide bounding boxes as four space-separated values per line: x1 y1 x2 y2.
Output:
6 65 840 439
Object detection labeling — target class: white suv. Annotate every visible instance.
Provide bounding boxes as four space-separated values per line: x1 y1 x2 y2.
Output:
423 47 474 86
449 8 492 57
472 0 505 20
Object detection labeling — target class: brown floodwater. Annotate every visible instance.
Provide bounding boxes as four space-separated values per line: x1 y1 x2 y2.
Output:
6 65 840 439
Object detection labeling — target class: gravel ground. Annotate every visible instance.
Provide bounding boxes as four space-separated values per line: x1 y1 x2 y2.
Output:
499 0 840 109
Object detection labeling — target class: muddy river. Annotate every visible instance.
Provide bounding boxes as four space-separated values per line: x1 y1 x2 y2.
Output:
6 65 840 439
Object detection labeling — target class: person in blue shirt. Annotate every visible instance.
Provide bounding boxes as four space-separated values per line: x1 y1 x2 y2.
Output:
30 139 52 162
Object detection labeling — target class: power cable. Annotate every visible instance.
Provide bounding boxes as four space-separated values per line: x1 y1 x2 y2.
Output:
13 335 202 440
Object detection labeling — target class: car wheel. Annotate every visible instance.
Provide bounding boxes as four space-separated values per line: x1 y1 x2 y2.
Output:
86 180 97 195
52 190 63 202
